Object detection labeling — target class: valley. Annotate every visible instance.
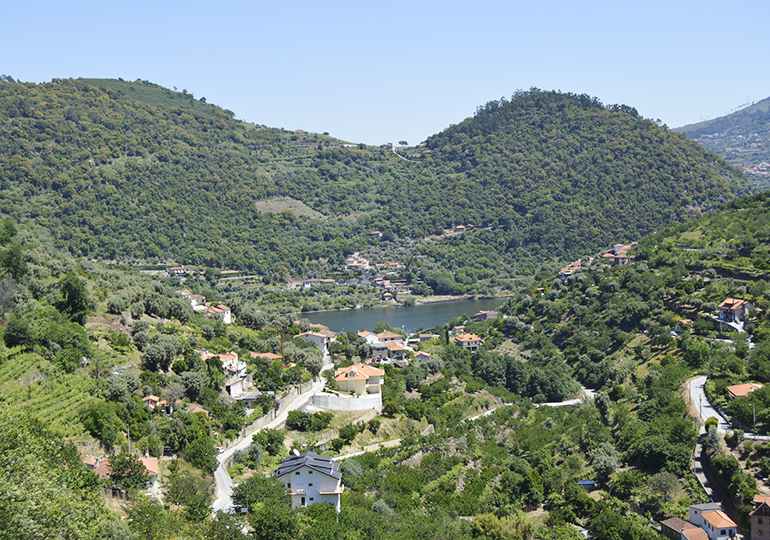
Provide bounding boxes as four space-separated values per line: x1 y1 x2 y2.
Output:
2 80 770 540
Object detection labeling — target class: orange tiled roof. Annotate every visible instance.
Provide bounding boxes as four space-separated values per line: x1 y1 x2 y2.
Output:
250 352 283 360
727 382 763 398
455 333 482 342
681 528 709 540
701 510 736 528
719 298 750 311
335 363 384 382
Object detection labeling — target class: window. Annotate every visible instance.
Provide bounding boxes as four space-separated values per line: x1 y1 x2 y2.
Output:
309 471 313 474
287 483 291 489
761 518 764 524
295 472 300 475
308 483 313 486
720 530 725 536
309 497 314 501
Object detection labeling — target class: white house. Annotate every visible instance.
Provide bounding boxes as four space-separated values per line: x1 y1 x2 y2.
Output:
689 503 737 540
203 303 232 324
275 450 344 512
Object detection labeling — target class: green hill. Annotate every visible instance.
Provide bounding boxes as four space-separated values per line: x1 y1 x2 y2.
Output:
0 80 748 289
675 96 770 188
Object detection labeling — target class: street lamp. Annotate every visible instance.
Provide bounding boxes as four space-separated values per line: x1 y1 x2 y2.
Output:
752 403 756 432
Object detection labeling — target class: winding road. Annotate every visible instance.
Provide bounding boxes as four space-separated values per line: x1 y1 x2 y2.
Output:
211 354 333 514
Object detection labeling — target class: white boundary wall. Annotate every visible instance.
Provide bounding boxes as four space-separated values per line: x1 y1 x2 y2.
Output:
312 392 382 413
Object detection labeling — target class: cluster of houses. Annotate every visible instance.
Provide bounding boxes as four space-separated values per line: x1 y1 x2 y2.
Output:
661 503 737 540
176 289 232 324
662 498 770 540
558 243 636 282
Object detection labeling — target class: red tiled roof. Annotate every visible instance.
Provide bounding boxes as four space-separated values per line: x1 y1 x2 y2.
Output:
701 510 736 528
727 382 763 399
335 363 384 382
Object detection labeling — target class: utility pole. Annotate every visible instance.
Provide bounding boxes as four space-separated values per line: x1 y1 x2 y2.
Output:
752 403 757 432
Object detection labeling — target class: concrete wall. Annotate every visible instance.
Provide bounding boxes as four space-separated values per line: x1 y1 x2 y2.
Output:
313 392 382 413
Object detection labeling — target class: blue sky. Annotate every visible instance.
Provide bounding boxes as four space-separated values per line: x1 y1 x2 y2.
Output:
3 1 768 145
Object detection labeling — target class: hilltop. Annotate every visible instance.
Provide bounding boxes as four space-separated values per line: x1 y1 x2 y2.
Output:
0 80 749 295
676 96 770 188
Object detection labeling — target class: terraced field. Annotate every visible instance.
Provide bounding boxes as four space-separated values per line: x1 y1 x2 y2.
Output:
0 351 94 437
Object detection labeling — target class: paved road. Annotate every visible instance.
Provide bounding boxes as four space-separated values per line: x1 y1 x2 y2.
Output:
211 354 333 514
689 376 731 434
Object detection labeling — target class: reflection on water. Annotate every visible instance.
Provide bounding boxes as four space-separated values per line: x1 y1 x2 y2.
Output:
295 298 507 334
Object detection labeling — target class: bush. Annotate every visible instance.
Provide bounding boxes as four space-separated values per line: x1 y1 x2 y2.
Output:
330 438 345 452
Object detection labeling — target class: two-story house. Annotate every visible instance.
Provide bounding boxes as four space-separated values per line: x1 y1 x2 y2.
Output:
454 333 483 352
335 363 384 395
751 494 770 539
275 450 344 512
689 503 737 540
719 298 754 324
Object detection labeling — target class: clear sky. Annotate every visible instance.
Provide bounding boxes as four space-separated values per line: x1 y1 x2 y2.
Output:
3 0 768 146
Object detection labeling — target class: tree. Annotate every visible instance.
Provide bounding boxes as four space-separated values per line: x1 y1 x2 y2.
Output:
57 273 90 325
399 140 408 147
647 471 679 502
202 512 250 540
3 315 34 349
125 497 173 540
590 442 621 481
183 437 218 472
109 452 150 489
249 502 299 540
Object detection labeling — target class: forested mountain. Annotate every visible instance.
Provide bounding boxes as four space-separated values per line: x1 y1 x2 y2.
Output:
0 79 748 283
676 96 770 188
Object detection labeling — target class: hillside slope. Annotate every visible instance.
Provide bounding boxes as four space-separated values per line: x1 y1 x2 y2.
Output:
0 80 748 282
675 96 770 187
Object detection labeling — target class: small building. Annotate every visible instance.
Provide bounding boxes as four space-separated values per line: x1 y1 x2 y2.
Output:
203 303 232 324
473 310 498 321
719 298 754 323
661 516 703 540
376 331 403 344
751 495 770 540
275 450 344 512
689 503 737 540
418 333 440 342
454 333 483 352
727 382 764 400
335 363 384 395
415 351 431 362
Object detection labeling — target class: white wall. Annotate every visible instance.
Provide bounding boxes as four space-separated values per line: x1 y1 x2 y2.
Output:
312 393 382 413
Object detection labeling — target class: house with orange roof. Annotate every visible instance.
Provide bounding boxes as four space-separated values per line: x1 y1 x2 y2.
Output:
188 405 209 416
689 503 737 540
250 351 284 364
335 363 384 396
727 382 764 400
86 455 160 488
203 303 232 324
415 351 431 362
376 331 403 344
719 298 754 324
454 333 483 352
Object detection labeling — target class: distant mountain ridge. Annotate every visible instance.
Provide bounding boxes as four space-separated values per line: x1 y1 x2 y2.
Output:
675 96 770 187
0 79 748 288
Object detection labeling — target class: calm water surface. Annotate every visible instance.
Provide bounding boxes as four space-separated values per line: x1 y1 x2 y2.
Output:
297 298 507 334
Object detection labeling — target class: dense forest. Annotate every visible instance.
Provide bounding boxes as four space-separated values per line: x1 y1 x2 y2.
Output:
0 79 748 288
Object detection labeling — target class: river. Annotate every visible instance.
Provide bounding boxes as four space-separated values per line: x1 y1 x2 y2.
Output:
298 298 507 334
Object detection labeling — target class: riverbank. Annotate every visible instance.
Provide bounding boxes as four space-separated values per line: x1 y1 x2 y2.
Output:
293 297 509 334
